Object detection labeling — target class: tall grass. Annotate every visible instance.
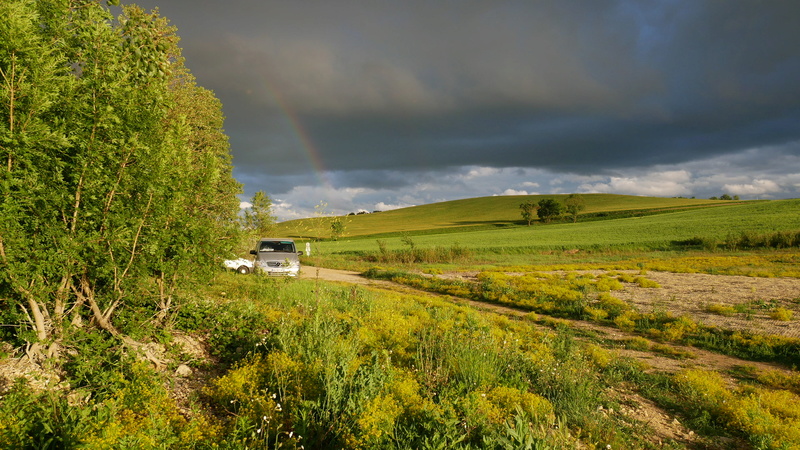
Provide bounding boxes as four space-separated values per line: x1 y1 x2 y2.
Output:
5 272 799 447
362 241 472 264
201 277 620 448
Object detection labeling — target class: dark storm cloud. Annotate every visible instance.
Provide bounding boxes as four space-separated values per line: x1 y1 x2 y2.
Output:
129 0 800 199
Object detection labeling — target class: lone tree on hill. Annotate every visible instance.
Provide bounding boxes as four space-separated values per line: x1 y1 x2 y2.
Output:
242 191 277 236
537 198 563 223
564 194 586 223
519 201 539 225
330 218 345 240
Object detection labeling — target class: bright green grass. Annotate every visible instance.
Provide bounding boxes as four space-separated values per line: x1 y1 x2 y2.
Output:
307 199 799 256
275 193 734 238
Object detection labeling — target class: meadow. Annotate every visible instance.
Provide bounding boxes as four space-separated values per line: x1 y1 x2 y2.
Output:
2 194 800 449
295 196 800 270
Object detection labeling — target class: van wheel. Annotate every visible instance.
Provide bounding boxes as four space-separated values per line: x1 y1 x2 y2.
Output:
237 266 250 274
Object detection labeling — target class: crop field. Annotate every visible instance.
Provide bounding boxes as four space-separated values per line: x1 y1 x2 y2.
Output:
3 194 800 448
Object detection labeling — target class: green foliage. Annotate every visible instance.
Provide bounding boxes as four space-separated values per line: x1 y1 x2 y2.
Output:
537 199 563 223
192 278 634 448
241 190 276 236
678 230 800 251
0 361 219 448
0 381 94 448
62 328 127 394
519 201 539 226
330 218 345 240
400 232 416 249
363 242 472 264
564 193 586 223
0 0 240 347
675 368 800 448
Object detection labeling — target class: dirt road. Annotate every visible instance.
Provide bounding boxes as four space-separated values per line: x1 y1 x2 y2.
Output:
299 266 369 284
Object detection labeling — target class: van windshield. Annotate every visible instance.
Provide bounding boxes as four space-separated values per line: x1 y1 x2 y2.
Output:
259 241 296 253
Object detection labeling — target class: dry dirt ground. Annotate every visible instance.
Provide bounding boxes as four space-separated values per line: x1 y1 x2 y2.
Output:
300 266 800 448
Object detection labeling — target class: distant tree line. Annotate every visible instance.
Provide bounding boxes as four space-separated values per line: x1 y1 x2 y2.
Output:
709 194 740 200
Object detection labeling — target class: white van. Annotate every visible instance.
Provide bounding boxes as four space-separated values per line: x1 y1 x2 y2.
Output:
249 238 302 276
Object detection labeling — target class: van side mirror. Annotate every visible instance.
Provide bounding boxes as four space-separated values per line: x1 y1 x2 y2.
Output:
249 250 257 255
297 251 303 256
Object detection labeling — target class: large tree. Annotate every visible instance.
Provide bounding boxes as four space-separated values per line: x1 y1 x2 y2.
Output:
537 198 563 224
564 194 586 223
242 190 277 236
0 0 240 355
519 201 539 226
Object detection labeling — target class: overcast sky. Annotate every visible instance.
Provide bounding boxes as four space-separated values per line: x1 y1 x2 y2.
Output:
128 0 800 220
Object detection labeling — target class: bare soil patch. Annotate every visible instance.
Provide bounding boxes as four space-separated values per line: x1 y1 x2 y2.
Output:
615 271 800 339
439 269 800 339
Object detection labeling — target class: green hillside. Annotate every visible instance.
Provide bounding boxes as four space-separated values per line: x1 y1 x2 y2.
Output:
275 194 734 238
311 198 799 255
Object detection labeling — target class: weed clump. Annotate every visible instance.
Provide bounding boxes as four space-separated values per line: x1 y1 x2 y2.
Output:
675 368 800 448
770 307 794 321
706 303 737 316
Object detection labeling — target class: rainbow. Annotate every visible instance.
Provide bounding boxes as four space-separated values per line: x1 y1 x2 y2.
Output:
261 79 334 190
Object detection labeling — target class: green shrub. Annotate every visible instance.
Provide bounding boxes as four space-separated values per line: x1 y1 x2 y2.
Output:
0 381 94 448
0 362 219 448
62 328 127 396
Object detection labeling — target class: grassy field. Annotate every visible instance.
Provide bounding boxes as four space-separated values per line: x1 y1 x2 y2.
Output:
295 198 799 266
275 194 737 238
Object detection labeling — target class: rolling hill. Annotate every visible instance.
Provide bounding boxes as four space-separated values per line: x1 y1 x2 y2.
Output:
274 194 750 239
